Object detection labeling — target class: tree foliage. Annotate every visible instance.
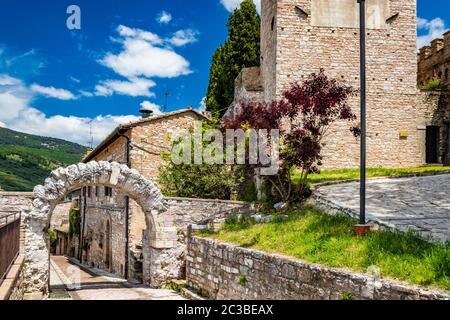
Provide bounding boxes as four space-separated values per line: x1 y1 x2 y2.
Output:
223 70 360 203
158 120 243 200
206 0 260 117
69 207 81 236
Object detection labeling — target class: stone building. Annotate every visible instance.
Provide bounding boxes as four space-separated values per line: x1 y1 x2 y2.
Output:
229 0 450 168
418 31 450 87
78 108 208 281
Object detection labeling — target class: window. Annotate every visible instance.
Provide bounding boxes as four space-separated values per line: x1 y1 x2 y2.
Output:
445 68 449 81
271 16 275 31
104 186 112 197
95 186 99 197
87 186 92 198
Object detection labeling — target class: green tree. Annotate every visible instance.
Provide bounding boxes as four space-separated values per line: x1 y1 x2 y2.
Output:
206 0 260 117
157 120 243 200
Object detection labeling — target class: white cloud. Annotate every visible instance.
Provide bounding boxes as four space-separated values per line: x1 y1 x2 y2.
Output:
117 25 162 44
0 73 139 145
168 29 199 47
99 25 191 79
417 17 449 49
95 78 156 97
140 100 163 115
79 90 94 97
157 11 172 24
30 84 76 100
69 76 80 83
0 74 22 86
220 0 260 14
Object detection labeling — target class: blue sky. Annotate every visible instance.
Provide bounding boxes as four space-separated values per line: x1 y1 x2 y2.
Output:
0 0 447 146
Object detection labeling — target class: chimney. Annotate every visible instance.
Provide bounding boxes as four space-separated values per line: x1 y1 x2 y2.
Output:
83 147 94 158
139 107 154 119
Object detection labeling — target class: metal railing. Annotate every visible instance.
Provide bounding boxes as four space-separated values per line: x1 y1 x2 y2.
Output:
0 213 21 284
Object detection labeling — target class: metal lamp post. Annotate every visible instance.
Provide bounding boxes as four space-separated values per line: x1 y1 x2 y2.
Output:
355 0 370 236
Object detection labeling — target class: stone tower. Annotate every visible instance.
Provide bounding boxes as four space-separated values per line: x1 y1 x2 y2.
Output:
255 0 422 168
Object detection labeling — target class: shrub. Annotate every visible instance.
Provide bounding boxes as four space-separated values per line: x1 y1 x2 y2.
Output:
158 120 243 200
239 275 247 286
48 228 57 252
422 79 447 91
69 207 81 236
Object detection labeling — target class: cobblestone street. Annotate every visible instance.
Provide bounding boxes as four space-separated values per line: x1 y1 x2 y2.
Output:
49 256 185 300
315 174 450 241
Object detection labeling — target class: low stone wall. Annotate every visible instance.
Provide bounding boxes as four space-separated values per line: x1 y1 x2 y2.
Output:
186 237 450 300
0 255 25 300
165 197 255 228
0 192 34 218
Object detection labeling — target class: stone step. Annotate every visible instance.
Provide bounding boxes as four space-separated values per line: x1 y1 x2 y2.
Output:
180 287 206 300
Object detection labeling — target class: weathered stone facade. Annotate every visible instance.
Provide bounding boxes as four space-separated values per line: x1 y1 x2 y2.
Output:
418 31 450 87
79 108 209 282
229 0 450 168
416 91 450 165
187 236 450 300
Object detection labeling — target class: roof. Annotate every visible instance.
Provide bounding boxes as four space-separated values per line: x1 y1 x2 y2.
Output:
83 107 209 162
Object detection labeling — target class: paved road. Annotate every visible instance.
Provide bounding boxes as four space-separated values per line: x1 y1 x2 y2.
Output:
315 174 450 242
50 256 185 300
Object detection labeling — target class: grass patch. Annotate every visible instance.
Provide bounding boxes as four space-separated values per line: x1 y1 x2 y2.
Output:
292 166 450 185
202 206 450 291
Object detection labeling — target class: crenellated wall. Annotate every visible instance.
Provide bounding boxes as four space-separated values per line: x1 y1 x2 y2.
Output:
418 31 450 86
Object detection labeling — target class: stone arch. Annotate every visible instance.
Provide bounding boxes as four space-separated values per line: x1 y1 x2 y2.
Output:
22 161 178 295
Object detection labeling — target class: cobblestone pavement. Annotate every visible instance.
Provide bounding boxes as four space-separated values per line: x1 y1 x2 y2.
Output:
315 174 450 242
49 256 185 300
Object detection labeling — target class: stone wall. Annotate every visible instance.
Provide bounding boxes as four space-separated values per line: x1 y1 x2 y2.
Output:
186 236 450 300
418 31 450 86
130 111 203 181
50 201 71 229
166 197 256 228
0 192 34 218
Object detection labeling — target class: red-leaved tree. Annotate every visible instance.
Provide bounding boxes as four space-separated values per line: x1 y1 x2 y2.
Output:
223 69 360 203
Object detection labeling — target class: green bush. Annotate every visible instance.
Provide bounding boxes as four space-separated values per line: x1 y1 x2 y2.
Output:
48 228 57 252
422 79 447 91
158 120 243 200
69 207 81 236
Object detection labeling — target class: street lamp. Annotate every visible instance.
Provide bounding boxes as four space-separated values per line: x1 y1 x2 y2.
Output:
355 0 370 236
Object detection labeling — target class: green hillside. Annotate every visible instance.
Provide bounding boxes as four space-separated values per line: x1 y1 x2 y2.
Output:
0 127 86 191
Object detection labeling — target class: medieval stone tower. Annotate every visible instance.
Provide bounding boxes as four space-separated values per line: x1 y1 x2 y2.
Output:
246 0 422 168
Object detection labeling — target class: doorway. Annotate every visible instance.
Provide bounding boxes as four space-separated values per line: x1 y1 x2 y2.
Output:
426 126 440 164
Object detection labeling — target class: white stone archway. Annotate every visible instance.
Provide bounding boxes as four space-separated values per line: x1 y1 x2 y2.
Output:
22 161 178 295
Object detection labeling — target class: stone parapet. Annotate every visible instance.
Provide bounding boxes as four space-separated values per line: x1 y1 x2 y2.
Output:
187 236 450 300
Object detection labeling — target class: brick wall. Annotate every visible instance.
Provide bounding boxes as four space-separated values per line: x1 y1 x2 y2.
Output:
186 236 450 300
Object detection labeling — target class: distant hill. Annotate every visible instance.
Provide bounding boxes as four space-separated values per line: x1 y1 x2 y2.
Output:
0 127 87 191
